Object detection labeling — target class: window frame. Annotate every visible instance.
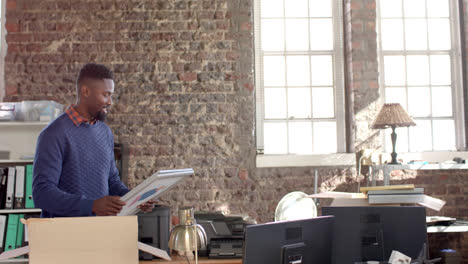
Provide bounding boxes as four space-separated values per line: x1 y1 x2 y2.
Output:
376 0 466 152
254 0 346 156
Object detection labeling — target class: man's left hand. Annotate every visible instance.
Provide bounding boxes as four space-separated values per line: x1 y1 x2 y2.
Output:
137 199 157 213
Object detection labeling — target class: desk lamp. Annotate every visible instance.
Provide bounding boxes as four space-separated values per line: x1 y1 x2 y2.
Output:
168 206 207 264
274 192 317 221
372 103 415 164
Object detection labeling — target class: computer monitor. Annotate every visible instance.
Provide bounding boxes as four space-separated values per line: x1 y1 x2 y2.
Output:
322 206 428 263
243 216 334 264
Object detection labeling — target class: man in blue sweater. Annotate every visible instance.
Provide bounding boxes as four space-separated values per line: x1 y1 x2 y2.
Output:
33 63 153 217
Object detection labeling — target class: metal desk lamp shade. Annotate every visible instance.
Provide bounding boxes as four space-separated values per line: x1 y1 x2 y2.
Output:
275 191 317 222
168 206 207 264
372 103 416 164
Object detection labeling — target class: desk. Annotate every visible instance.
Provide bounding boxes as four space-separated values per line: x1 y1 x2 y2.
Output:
371 163 468 186
140 257 242 264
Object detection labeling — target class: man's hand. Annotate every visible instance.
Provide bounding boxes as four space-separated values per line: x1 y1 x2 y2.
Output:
137 199 157 213
92 196 126 216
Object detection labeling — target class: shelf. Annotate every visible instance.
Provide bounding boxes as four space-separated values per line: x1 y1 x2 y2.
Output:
0 259 28 263
0 209 41 214
0 122 48 126
0 160 33 164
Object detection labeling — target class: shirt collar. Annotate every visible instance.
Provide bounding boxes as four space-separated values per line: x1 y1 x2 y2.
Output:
66 105 97 127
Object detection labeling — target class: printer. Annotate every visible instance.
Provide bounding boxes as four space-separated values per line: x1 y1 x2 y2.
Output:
194 211 256 258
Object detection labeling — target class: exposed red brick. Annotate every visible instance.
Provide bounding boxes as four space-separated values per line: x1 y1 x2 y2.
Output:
5 84 18 95
240 21 251 31
238 169 248 180
178 72 197 82
5 22 20 32
6 0 16 10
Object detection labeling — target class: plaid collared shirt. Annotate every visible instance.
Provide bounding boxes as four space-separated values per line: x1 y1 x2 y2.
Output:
66 105 97 127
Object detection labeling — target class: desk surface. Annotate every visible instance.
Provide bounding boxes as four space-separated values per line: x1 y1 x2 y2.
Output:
140 257 242 264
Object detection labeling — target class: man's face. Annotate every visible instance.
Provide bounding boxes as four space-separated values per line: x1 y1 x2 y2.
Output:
86 78 114 121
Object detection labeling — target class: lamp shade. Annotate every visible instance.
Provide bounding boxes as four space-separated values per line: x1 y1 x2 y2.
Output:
371 103 416 129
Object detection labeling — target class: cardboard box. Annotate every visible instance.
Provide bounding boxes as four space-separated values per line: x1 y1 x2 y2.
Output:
308 191 446 211
0 216 170 264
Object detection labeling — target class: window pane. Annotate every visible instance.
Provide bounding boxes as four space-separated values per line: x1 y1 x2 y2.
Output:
408 87 431 117
385 87 407 109
285 19 309 51
384 56 406 85
427 0 449 17
313 122 337 153
428 19 451 50
430 55 451 85
432 86 453 117
381 19 404 50
310 19 333 50
409 120 432 151
407 55 429 85
312 88 334 118
265 88 287 118
288 88 311 118
380 0 402 17
261 19 285 51
433 120 456 150
309 0 332 17
405 19 427 50
403 0 425 17
261 0 283 17
311 55 333 85
385 127 409 153
264 56 285 86
286 56 310 86
289 122 312 154
264 123 288 154
285 0 308 17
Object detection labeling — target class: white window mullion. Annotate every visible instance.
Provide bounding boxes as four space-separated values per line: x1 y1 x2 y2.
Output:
254 0 264 152
333 0 346 152
449 0 465 149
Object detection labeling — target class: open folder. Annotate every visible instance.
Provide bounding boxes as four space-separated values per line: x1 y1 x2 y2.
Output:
118 168 194 216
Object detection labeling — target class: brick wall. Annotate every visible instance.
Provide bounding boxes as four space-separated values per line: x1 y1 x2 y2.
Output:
2 0 468 262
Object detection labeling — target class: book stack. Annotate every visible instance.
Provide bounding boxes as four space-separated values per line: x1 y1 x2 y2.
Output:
360 184 446 211
367 188 425 204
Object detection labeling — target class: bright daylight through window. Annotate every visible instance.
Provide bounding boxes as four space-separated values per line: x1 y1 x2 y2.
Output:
378 0 464 152
254 0 345 155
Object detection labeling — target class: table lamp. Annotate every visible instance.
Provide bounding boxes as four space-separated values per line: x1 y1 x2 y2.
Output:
168 206 207 264
372 103 415 165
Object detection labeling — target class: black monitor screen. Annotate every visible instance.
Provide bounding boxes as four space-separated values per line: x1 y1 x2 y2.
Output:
322 206 428 263
243 216 334 264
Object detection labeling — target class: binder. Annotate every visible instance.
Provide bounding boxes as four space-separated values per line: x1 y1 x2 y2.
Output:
5 167 15 209
0 215 6 253
14 166 25 209
15 214 24 248
23 213 40 247
25 164 34 209
4 214 19 251
0 168 7 209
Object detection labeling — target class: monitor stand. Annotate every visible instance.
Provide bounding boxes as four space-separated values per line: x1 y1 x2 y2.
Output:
281 243 306 264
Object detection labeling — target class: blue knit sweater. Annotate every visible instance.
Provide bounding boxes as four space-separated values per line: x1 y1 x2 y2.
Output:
33 113 129 217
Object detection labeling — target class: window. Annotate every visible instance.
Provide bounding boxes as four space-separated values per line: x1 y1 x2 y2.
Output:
254 0 345 155
377 0 465 152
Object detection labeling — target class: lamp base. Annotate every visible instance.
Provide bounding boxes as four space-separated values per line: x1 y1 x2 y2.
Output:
390 126 400 165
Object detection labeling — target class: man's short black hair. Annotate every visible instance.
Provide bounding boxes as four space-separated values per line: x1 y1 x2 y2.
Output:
77 63 114 86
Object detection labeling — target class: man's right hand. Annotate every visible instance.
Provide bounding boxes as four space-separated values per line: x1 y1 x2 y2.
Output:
92 196 126 216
